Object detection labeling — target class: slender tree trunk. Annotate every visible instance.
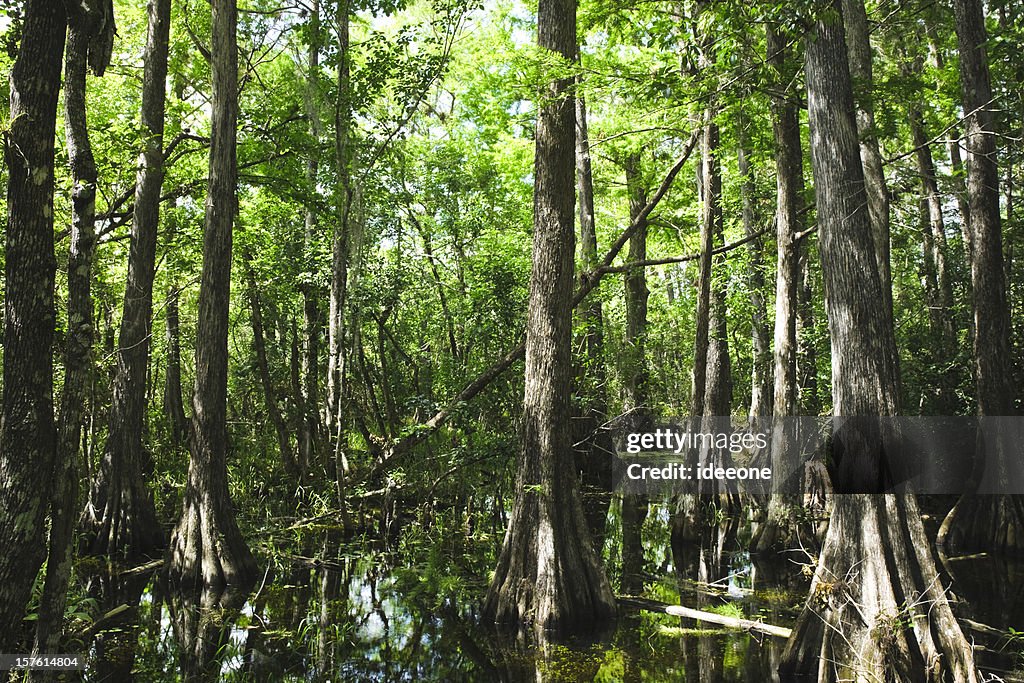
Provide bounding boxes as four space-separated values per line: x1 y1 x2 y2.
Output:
796 249 820 414
244 254 298 478
483 0 616 634
33 9 105 657
623 153 650 420
620 153 651 594
738 131 771 423
925 26 974 262
677 103 734 546
0 0 66 649
168 0 258 592
939 0 1021 558
573 85 614 544
690 111 714 420
299 0 323 481
905 44 958 411
703 123 731 420
164 283 189 444
83 0 169 562
754 28 804 554
326 0 352 443
781 6 979 679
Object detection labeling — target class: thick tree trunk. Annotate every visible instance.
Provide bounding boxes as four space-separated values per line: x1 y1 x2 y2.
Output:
781 6 980 680
83 0 169 562
33 17 99 659
483 0 616 634
754 28 804 554
0 0 66 650
939 0 1021 559
951 0 1014 419
168 0 258 592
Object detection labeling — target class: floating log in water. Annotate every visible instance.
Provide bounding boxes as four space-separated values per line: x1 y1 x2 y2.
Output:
618 596 793 639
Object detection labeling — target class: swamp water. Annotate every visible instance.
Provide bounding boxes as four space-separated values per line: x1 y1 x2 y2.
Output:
72 501 1023 682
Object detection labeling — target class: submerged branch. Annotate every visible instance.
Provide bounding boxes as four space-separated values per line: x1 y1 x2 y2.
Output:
619 596 793 639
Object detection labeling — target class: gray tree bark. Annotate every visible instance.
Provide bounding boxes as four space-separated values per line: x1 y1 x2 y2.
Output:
621 152 651 595
781 5 980 679
841 0 895 349
164 282 189 445
299 0 324 481
483 0 616 634
326 0 352 449
573 83 614 545
754 27 804 554
738 132 772 423
904 42 958 412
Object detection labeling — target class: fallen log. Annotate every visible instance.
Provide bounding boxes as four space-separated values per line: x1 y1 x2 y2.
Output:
618 596 792 639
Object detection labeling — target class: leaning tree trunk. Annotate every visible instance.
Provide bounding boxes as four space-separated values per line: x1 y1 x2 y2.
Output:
482 0 616 635
938 0 1021 559
168 0 258 592
754 27 804 555
33 3 112 658
780 5 980 680
0 0 67 651
82 0 170 563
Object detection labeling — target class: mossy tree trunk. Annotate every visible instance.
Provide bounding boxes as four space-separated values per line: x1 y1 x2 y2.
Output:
0 0 67 651
33 0 113 657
